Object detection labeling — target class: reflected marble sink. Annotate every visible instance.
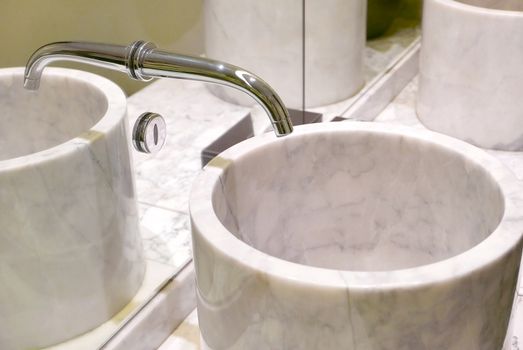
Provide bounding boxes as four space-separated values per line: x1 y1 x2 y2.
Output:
0 68 145 349
190 122 523 349
418 0 523 150
204 0 366 108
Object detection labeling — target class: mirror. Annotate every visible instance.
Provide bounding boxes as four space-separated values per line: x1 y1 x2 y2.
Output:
108 0 423 347
0 1 421 349
200 0 422 132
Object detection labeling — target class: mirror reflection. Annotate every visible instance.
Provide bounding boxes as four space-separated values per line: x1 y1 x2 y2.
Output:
0 1 421 349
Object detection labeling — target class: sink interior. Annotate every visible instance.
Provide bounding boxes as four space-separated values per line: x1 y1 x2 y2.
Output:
212 130 504 271
0 75 108 161
457 0 523 11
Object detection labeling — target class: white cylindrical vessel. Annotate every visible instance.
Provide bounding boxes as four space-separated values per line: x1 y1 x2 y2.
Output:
0 68 145 349
204 0 366 109
417 0 523 150
191 122 523 349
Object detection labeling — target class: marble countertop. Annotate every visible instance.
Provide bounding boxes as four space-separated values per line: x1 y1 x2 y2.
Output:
156 76 523 350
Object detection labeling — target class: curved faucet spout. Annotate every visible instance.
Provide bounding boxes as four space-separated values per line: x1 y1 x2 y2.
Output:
24 42 130 90
24 41 293 137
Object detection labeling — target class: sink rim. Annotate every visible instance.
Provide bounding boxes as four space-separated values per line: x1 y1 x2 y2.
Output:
190 122 523 289
0 67 127 171
433 0 523 16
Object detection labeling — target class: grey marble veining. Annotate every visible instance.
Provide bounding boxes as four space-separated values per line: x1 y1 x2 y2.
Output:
0 68 145 350
191 121 523 349
158 309 200 350
418 0 523 150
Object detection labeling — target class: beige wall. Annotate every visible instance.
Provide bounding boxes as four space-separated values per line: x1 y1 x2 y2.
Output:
0 0 203 95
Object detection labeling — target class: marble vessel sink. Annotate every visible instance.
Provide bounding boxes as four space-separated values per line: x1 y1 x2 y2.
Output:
0 68 145 349
190 122 523 349
418 0 523 150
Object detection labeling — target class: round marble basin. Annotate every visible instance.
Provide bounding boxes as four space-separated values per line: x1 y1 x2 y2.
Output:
418 0 523 150
0 68 145 349
190 122 523 349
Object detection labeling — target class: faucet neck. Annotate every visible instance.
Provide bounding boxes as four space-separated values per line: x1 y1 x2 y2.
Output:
24 41 293 136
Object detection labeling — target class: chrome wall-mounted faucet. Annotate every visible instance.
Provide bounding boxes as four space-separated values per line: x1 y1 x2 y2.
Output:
24 41 293 152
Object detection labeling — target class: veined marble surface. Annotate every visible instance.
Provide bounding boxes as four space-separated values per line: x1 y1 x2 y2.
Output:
249 21 421 134
0 68 145 350
103 22 421 349
418 0 523 150
161 77 523 350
